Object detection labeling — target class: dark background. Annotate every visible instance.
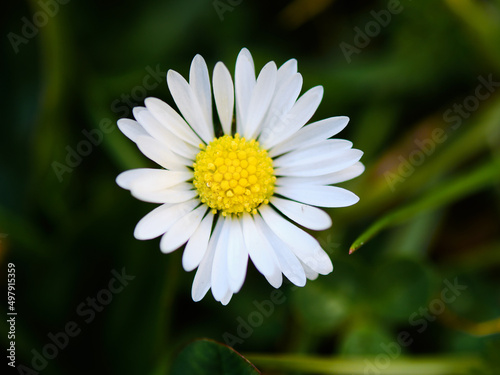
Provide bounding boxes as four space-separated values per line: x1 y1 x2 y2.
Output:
1 0 500 374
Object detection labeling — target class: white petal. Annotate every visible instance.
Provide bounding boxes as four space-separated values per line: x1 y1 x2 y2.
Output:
276 185 359 207
133 199 198 240
301 261 319 281
273 139 353 168
132 106 147 117
263 265 283 289
183 211 215 272
254 215 306 286
167 70 214 143
226 218 248 293
276 162 365 186
259 206 333 275
130 169 193 193
160 205 208 253
136 135 191 170
220 290 234 306
269 116 350 158
121 169 193 192
116 168 155 190
276 58 298 91
275 148 363 177
322 162 365 184
211 217 231 301
235 48 256 134
144 97 202 147
131 184 197 204
192 218 224 302
261 85 324 149
190 55 213 133
243 61 277 139
134 108 198 160
258 73 302 141
213 62 234 135
117 118 149 142
241 214 282 288
271 197 332 231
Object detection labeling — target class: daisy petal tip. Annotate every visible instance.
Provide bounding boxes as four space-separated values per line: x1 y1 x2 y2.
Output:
117 118 134 127
266 275 283 289
132 229 149 241
294 279 306 288
159 242 173 254
160 230 190 254
335 116 350 128
115 174 127 189
284 58 298 71
143 96 158 106
323 261 334 275
191 289 205 303
182 259 196 273
350 193 360 205
166 69 179 82
239 47 251 56
160 246 177 254
319 220 333 232
220 293 233 305
133 219 162 241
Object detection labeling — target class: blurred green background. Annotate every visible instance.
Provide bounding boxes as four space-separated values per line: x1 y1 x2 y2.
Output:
2 0 500 374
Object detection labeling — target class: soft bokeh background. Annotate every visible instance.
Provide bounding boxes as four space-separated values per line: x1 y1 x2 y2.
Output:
2 0 500 374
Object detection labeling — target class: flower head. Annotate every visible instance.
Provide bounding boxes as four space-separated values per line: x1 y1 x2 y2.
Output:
116 48 364 305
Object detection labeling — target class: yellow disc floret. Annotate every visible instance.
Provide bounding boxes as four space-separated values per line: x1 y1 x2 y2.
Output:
193 134 275 216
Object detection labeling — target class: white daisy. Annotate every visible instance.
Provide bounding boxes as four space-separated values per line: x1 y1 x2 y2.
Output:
116 48 364 305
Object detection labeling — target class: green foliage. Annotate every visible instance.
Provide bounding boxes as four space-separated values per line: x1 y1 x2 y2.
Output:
2 0 499 374
170 339 260 375
292 282 351 334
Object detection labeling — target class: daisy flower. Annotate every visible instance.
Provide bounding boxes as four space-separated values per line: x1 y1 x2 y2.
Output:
116 48 364 305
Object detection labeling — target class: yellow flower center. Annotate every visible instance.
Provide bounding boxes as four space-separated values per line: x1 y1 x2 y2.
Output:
193 134 275 216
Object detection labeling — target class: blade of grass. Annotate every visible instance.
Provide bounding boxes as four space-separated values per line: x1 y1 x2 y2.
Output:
349 158 500 253
444 0 500 72
343 93 500 223
245 354 484 375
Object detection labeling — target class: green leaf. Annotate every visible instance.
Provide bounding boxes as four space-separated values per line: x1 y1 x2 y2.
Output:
170 339 260 375
371 258 436 323
340 322 393 355
292 282 350 334
350 159 500 253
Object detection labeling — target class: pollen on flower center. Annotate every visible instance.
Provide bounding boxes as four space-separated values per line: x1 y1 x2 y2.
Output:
193 134 275 216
